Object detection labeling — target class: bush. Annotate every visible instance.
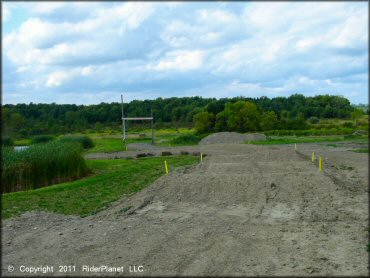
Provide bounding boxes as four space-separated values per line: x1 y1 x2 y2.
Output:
31 135 54 144
59 135 94 149
169 134 205 145
264 128 355 136
342 121 354 128
194 112 215 134
2 137 14 146
308 117 319 124
2 141 88 193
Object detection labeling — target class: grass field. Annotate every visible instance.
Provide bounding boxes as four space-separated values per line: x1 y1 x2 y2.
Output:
85 128 196 152
2 156 198 219
13 139 31 146
247 135 368 145
86 137 153 153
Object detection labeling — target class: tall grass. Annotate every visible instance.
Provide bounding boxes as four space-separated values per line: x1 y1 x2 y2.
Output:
2 137 14 146
2 141 88 193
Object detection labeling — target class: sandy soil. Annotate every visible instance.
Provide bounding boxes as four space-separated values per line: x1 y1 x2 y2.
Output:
2 143 368 276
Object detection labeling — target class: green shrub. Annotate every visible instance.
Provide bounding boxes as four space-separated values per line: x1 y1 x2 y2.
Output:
264 128 354 136
308 117 319 124
169 134 206 145
59 135 94 149
342 121 354 128
2 141 88 193
2 137 14 146
31 135 54 144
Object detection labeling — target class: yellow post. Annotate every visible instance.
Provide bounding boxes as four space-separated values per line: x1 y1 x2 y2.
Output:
200 152 203 162
312 151 315 162
294 143 297 151
165 160 168 174
319 156 323 171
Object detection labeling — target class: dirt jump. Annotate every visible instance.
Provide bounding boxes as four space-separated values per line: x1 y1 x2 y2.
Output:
2 142 368 276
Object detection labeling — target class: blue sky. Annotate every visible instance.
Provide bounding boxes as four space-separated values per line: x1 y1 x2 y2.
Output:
2 1 368 105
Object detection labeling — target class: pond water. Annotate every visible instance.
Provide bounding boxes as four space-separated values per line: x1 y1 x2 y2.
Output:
14 146 29 151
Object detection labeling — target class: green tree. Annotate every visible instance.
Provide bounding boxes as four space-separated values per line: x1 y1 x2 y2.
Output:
260 111 277 131
193 112 215 134
215 111 228 132
351 108 364 126
226 101 262 132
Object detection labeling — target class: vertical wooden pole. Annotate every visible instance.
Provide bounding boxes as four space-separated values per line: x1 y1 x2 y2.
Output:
121 94 126 144
151 109 154 145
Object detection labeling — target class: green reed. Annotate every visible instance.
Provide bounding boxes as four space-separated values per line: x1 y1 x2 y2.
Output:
2 141 88 193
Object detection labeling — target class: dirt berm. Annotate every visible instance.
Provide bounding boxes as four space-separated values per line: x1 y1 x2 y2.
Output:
2 144 368 276
199 132 266 145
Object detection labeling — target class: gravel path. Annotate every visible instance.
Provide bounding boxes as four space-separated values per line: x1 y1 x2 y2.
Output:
2 144 368 276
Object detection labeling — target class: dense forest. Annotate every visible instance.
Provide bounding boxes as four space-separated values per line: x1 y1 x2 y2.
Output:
1 94 367 138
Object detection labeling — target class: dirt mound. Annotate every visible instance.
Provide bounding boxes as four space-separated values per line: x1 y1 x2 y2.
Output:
199 132 266 145
2 144 368 276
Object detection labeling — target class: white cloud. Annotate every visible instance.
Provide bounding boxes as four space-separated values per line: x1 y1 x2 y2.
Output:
148 50 205 71
46 71 72 87
2 1 368 105
331 14 367 48
32 2 66 15
3 2 157 67
81 66 93 76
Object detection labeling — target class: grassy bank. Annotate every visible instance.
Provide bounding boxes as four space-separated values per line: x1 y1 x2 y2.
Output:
2 141 88 193
2 155 198 219
247 135 368 145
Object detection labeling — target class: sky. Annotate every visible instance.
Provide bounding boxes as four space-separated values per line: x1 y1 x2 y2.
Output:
2 1 368 105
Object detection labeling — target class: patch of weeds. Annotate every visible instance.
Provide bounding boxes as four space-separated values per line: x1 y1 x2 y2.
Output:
192 151 201 156
162 151 172 156
180 151 189 155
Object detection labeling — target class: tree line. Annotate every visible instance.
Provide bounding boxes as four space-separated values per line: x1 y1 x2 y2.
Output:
1 94 364 137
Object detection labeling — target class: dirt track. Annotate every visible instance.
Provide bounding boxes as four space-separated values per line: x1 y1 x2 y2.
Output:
2 144 368 276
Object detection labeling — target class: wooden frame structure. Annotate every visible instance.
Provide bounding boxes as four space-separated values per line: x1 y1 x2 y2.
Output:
121 95 154 145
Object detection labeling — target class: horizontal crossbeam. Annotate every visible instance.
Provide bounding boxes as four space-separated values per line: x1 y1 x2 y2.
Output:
122 117 153 120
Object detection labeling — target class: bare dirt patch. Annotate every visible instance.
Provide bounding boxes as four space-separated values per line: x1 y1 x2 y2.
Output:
2 144 368 276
